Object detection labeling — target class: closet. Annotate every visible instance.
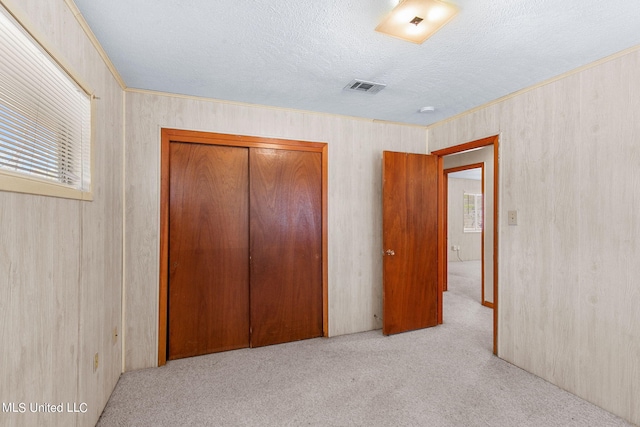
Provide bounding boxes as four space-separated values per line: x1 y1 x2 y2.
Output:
161 129 326 361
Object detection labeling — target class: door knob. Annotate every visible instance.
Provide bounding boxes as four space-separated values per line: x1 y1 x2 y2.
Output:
385 249 395 256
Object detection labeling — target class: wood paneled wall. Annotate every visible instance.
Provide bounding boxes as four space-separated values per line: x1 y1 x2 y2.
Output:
0 1 124 426
428 47 640 426
123 91 427 370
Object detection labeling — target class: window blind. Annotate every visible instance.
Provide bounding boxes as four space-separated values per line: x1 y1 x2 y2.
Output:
0 8 91 191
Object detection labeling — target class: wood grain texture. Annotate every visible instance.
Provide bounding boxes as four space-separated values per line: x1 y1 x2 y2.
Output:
0 1 124 426
428 48 640 426
158 130 327 362
249 149 323 346
437 154 444 325
382 151 438 335
125 91 427 371
168 143 250 358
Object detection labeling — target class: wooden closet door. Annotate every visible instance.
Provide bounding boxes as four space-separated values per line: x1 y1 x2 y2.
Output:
168 142 250 359
249 148 323 347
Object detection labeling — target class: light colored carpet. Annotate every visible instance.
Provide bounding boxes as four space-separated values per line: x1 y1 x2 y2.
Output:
97 261 633 426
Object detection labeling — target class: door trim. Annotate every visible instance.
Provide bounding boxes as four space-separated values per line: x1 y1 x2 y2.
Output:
158 128 329 366
432 134 499 355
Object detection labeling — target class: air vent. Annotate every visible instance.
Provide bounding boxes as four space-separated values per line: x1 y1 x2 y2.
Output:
344 79 386 94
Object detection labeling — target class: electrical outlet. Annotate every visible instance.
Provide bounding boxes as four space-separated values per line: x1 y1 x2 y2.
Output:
508 210 518 226
451 245 456 251
93 353 99 373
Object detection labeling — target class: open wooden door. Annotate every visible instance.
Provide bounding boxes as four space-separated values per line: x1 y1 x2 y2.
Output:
382 151 439 335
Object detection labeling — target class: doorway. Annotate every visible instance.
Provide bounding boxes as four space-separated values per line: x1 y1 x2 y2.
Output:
444 164 485 303
432 135 499 355
442 161 494 353
158 129 329 366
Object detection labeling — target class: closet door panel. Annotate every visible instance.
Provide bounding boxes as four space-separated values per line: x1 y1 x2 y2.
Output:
249 148 323 347
168 142 250 359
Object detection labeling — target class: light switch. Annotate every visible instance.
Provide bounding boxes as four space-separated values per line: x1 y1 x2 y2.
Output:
508 210 518 226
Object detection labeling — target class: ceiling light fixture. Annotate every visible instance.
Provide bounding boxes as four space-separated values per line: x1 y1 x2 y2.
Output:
376 0 458 44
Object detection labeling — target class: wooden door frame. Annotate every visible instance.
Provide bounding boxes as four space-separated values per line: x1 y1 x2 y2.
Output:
432 134 499 355
443 162 486 306
158 128 329 366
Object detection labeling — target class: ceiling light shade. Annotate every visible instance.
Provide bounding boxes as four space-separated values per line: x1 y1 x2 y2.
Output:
376 0 458 44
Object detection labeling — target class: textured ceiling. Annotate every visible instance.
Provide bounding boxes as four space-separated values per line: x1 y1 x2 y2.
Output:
73 0 640 126
449 169 481 180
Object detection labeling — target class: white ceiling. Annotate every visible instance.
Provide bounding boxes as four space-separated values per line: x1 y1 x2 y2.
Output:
449 168 481 180
72 0 640 126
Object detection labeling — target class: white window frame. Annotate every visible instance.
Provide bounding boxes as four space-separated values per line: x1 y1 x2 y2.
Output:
0 4 93 201
463 192 483 233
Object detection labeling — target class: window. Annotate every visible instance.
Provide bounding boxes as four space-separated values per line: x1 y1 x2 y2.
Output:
0 6 91 199
463 193 483 232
